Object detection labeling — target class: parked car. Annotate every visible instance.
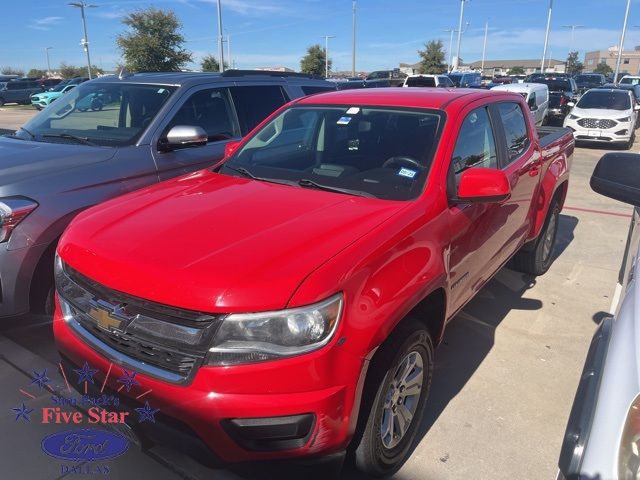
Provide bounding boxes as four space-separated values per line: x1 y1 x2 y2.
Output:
364 69 407 88
558 152 640 480
532 77 579 123
39 78 62 90
620 75 640 86
447 71 482 88
30 84 78 110
402 74 454 88
492 76 513 85
0 79 43 106
606 82 640 105
563 88 638 149
510 74 527 83
574 73 606 95
54 88 573 477
0 70 336 318
491 82 549 126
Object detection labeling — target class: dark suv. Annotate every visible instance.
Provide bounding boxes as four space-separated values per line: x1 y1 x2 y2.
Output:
0 80 43 106
0 70 336 317
532 77 579 122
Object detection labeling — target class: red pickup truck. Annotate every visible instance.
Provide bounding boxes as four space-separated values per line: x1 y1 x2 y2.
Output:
53 88 573 476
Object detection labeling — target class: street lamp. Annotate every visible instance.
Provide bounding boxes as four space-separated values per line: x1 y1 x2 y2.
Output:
216 0 225 72
68 2 97 79
225 29 232 70
455 0 467 70
541 0 553 72
614 0 632 83
352 0 357 77
321 35 336 78
45 47 53 76
561 24 585 53
443 29 455 72
481 21 489 72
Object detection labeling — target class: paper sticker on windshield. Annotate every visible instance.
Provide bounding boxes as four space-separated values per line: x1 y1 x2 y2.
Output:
157 88 166 94
337 116 352 125
398 168 417 179
346 107 360 114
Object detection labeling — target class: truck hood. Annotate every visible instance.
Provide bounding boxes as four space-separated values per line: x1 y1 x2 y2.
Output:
60 169 406 313
571 107 632 119
0 137 115 185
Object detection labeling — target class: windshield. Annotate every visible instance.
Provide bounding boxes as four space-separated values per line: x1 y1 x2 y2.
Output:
49 83 69 93
620 77 640 85
575 75 603 85
221 106 444 201
15 82 177 146
406 76 436 87
448 74 462 87
577 90 631 110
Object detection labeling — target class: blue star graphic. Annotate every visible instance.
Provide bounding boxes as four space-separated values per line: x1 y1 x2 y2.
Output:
117 369 140 393
12 403 34 422
74 361 98 384
135 401 159 424
30 369 50 391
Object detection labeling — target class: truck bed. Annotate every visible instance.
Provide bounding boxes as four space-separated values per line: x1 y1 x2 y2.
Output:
538 126 573 149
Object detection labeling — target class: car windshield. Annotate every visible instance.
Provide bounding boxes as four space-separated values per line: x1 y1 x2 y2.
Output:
448 74 463 86
575 75 603 84
406 76 436 87
576 91 631 110
50 83 69 93
221 106 444 201
621 77 640 85
15 82 177 146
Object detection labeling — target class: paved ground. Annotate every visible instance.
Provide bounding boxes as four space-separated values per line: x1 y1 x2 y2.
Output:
0 105 633 479
0 104 36 133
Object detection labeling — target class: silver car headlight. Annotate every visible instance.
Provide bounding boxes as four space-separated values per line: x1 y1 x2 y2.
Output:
206 293 343 366
0 197 38 243
569 114 580 120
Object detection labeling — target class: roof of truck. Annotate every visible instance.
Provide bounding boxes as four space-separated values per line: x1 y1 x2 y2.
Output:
296 87 502 110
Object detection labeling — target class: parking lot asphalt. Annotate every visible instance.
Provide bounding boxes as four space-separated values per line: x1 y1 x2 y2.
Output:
0 108 633 479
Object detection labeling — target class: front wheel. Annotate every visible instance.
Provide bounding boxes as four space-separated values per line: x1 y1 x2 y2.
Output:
512 199 560 276
353 319 433 477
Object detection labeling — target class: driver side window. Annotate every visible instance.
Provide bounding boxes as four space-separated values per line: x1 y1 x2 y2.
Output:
451 106 498 182
166 88 237 143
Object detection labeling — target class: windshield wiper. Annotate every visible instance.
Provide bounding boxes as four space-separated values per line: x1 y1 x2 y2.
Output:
41 133 96 146
222 165 296 187
298 178 375 198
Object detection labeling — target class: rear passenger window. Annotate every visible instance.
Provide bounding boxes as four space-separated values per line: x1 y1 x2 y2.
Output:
230 86 289 135
301 86 336 95
451 107 498 178
497 102 530 163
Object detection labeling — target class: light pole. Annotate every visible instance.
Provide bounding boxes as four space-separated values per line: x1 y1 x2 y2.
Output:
225 30 231 70
455 0 467 70
321 35 336 78
614 0 632 83
352 0 356 76
68 2 97 79
216 0 225 72
481 21 489 73
45 47 53 76
443 29 455 72
541 0 553 73
561 24 585 53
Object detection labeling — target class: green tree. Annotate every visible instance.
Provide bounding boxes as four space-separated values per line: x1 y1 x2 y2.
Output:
593 62 613 76
117 8 192 72
1 66 24 76
417 40 446 74
509 66 526 75
300 44 329 76
566 51 584 75
27 68 47 78
201 54 228 72
59 63 103 79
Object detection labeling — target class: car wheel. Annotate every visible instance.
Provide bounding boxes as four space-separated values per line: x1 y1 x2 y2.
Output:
353 319 433 477
35 105 43 111
626 132 636 150
0 97 5 107
512 198 560 276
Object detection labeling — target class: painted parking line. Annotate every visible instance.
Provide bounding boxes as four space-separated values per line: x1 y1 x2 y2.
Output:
563 205 632 218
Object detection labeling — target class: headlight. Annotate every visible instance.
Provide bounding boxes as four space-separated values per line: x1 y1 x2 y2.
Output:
619 394 640 480
569 114 580 120
618 117 632 123
0 197 38 243
206 293 343 366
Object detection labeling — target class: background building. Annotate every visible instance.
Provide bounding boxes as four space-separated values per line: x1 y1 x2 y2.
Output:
584 46 640 74
467 59 566 77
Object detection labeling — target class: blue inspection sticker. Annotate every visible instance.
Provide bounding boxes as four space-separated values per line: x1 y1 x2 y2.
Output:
398 167 417 179
337 116 352 125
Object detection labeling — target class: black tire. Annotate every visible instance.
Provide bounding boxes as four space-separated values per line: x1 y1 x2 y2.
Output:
353 319 434 477
512 199 560 276
0 97 5 107
626 132 635 150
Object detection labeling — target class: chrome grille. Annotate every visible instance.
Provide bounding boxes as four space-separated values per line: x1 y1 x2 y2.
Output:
56 262 223 383
577 118 616 129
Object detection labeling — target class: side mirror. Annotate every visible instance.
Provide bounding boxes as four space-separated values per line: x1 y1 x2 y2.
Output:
634 104 640 111
160 125 208 152
591 153 640 206
567 102 575 107
224 140 242 158
455 167 511 203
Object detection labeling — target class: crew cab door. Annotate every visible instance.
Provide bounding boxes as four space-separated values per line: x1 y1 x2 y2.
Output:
447 99 540 311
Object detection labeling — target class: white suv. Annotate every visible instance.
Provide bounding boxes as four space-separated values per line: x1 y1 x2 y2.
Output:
563 88 638 149
402 74 454 88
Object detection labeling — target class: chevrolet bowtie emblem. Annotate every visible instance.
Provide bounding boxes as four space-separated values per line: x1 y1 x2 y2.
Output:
88 305 125 332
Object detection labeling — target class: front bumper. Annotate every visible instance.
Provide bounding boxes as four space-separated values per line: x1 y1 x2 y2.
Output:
30 97 49 108
0 242 48 317
53 299 366 464
563 118 633 144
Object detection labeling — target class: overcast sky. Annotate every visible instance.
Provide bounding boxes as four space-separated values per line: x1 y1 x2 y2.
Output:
4 0 640 72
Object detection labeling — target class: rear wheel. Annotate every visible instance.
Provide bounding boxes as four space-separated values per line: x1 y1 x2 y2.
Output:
0 97 5 107
353 319 433 477
512 199 560 276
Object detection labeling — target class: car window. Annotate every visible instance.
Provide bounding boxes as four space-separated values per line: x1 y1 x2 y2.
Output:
528 92 537 109
497 102 530 164
406 76 436 87
621 77 640 85
166 88 237 142
577 90 631 110
301 86 337 95
230 85 289 135
451 107 498 178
